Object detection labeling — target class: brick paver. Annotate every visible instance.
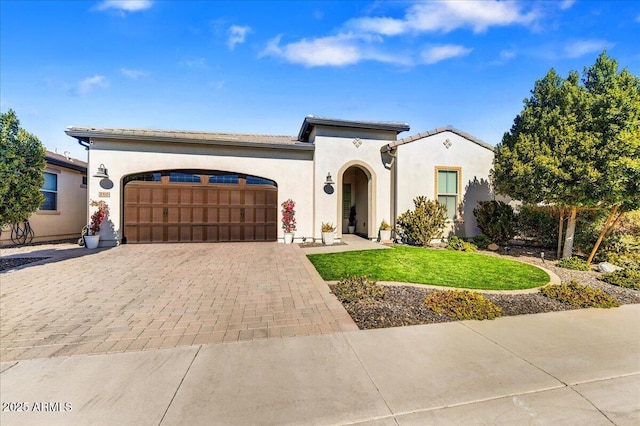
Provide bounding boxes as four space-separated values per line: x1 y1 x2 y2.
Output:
0 243 357 361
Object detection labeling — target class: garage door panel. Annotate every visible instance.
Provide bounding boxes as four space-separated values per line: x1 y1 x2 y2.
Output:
125 173 277 243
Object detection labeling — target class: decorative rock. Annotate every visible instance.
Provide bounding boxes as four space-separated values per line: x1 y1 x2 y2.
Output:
488 243 500 251
598 262 623 273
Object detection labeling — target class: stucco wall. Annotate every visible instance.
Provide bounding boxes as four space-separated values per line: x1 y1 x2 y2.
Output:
395 131 495 238
312 126 396 240
1 165 87 245
87 139 314 246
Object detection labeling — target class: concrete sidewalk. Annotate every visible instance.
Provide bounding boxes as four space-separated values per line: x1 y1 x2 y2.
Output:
1 305 638 425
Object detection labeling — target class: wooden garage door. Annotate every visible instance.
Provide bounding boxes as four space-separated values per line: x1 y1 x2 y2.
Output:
124 172 277 243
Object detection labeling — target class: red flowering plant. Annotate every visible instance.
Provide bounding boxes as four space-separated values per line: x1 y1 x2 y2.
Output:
281 199 296 233
88 200 109 235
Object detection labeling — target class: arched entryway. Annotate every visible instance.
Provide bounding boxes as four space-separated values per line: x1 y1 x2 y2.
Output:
339 163 374 238
122 170 278 243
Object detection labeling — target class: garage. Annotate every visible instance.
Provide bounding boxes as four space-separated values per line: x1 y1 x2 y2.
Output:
123 171 277 243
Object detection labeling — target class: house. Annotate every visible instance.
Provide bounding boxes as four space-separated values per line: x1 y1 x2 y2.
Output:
64 116 495 246
0 151 88 246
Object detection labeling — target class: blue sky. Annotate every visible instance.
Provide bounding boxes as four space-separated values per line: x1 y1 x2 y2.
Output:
2 0 639 160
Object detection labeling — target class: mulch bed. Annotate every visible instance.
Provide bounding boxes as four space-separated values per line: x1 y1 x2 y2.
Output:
329 247 640 330
0 257 49 272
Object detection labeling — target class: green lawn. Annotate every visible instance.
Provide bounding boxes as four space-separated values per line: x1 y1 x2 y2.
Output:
307 246 549 290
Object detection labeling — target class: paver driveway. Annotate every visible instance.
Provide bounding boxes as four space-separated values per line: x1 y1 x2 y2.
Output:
0 243 357 362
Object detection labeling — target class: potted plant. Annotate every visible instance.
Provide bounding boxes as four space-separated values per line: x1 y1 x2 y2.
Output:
85 200 109 249
321 222 336 245
348 205 357 234
281 198 296 244
379 219 392 241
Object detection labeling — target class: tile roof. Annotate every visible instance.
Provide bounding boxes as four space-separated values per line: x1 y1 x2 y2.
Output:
65 127 313 151
389 125 495 152
298 115 410 141
45 150 87 172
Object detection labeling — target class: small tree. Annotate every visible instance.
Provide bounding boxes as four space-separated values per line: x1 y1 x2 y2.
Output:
0 109 46 228
473 201 516 245
396 196 447 247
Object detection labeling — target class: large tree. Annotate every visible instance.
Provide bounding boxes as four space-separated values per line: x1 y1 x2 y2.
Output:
493 52 640 259
0 109 46 228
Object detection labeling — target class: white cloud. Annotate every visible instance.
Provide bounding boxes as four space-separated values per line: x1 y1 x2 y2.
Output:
261 34 364 67
559 0 577 10
76 75 109 95
180 58 209 70
421 44 473 64
350 0 539 35
228 25 252 50
563 39 612 58
95 0 152 12
120 68 148 79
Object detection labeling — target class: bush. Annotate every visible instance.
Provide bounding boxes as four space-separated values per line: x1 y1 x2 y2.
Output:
396 196 447 247
472 234 491 250
424 290 502 320
556 256 591 271
473 201 516 245
540 280 620 308
599 269 640 290
332 276 388 304
446 236 477 252
516 204 559 248
606 252 640 270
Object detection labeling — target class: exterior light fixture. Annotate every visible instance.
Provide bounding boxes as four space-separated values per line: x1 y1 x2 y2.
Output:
324 173 335 186
93 163 109 179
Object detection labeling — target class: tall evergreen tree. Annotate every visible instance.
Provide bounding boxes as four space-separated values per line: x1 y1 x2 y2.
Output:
0 109 47 228
493 52 640 259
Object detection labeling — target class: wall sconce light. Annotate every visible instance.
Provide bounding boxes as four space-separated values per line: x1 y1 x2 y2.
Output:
93 163 109 179
324 172 335 186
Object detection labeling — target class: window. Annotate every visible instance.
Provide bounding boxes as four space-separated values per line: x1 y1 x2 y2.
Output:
41 172 58 210
436 169 460 220
82 175 87 186
342 184 351 219
209 174 239 184
169 172 201 183
246 176 275 185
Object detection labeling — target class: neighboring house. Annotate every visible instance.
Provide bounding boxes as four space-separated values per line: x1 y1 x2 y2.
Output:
64 116 495 246
0 151 88 246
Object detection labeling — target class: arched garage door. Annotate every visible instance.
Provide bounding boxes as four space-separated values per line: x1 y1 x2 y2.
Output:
123 171 278 243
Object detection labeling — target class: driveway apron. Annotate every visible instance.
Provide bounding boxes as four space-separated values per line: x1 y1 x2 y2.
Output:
0 243 357 362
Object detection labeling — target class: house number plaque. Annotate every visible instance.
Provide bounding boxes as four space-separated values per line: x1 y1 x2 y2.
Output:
98 192 111 198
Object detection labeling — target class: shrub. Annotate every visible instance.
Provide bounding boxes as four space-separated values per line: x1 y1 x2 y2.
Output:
606 252 640 270
321 222 335 232
332 276 388 304
556 256 591 271
446 236 477 252
516 204 559 248
473 234 491 250
396 196 447 247
473 201 516 245
540 280 620 308
424 290 502 320
599 269 640 290
379 219 392 231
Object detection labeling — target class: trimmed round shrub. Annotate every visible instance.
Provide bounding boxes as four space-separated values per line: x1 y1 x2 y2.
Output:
540 281 620 308
599 269 640 290
332 276 388 304
424 290 502 320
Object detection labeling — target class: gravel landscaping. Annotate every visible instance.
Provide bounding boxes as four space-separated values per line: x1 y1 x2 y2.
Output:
330 246 640 330
0 257 49 271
